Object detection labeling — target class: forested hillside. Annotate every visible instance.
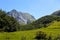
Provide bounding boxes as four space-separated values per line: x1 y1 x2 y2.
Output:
0 10 20 32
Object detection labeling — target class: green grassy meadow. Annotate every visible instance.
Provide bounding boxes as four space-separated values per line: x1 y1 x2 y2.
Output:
0 21 60 40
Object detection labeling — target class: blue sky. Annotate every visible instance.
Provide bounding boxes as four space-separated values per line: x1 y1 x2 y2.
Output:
0 0 60 19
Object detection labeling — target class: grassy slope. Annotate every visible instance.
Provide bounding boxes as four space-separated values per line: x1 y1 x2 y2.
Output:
0 21 60 40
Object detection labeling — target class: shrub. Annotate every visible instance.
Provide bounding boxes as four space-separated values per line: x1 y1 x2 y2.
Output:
35 31 47 40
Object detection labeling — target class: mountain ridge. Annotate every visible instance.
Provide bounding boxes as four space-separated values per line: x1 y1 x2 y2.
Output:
52 10 60 16
7 9 35 24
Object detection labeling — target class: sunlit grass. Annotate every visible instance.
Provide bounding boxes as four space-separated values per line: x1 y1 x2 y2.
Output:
0 21 60 40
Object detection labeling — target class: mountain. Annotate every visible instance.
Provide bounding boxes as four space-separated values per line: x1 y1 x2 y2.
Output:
7 9 35 24
20 10 60 30
32 15 60 28
1 9 60 32
31 10 60 29
52 10 60 16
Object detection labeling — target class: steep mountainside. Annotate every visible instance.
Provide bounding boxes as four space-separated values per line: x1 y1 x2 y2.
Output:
7 9 35 24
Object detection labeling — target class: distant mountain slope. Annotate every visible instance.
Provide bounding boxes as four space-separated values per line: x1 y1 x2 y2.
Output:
52 10 60 16
31 10 60 28
32 15 60 28
7 9 35 24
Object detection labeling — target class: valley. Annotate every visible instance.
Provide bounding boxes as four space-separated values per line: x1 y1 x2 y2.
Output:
0 9 60 40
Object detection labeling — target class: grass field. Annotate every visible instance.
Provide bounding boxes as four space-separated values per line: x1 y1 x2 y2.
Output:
0 21 60 40
0 29 60 40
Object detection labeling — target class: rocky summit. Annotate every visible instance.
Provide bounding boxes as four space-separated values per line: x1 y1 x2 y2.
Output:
7 9 35 24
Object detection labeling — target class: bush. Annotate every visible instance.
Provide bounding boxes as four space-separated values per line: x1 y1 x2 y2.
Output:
35 31 47 40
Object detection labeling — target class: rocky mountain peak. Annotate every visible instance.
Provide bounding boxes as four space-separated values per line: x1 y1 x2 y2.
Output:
7 9 35 24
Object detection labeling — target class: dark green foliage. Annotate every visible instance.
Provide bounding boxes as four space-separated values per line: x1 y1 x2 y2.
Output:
35 31 53 40
20 24 34 31
35 31 47 40
35 31 60 40
32 15 60 28
35 15 60 24
0 9 20 32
